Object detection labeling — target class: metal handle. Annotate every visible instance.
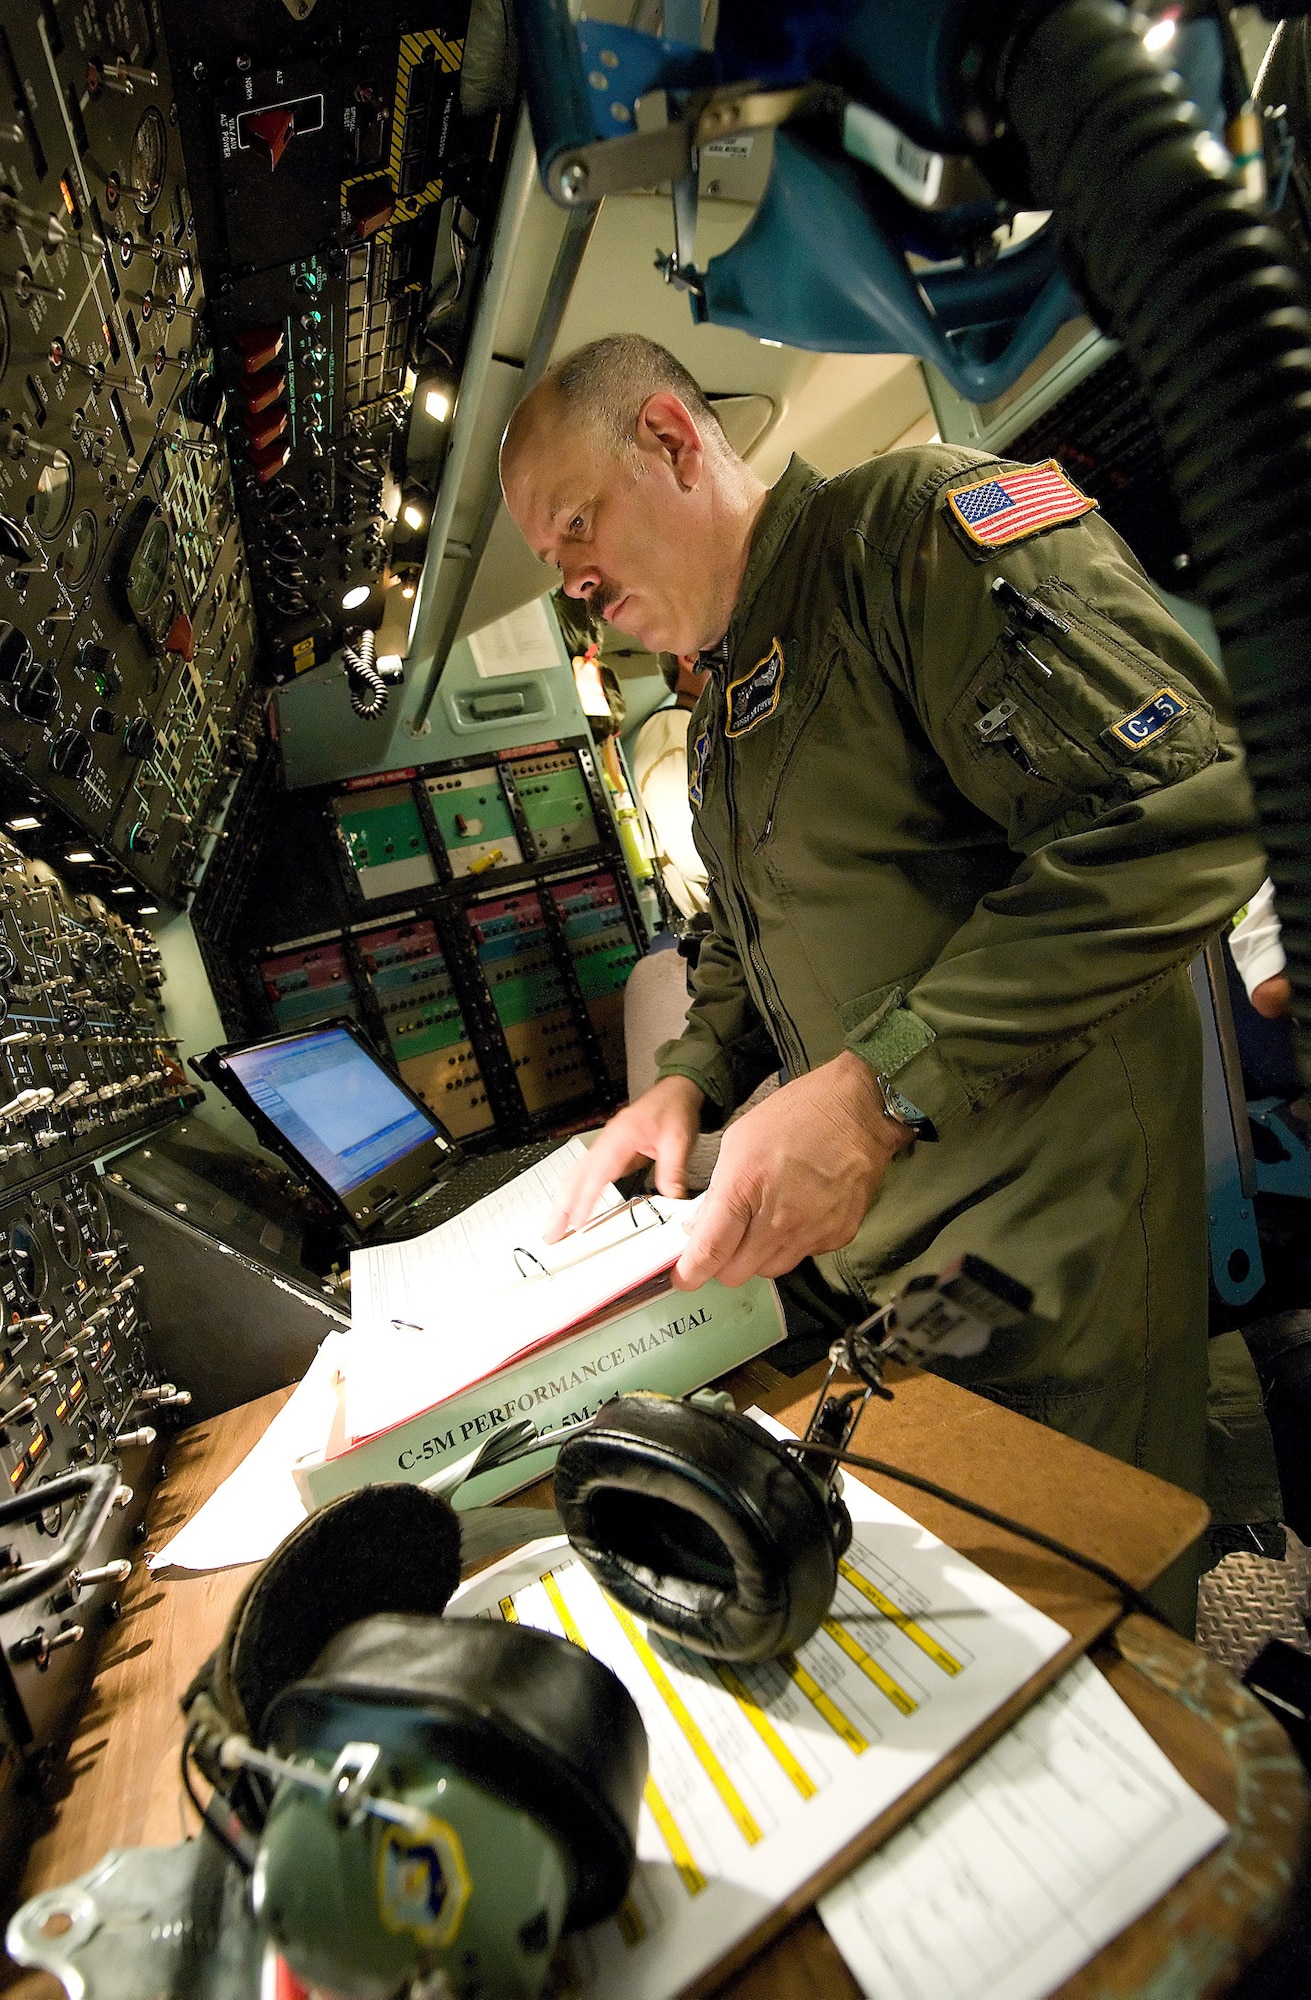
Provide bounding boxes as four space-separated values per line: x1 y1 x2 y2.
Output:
512 0 601 200
0 1464 121 1614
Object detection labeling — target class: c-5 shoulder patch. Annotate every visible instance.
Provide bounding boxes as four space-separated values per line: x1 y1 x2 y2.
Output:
689 726 710 808
946 459 1097 551
1105 685 1190 754
725 638 785 738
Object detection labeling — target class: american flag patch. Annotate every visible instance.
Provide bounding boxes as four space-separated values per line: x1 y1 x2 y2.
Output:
947 460 1096 549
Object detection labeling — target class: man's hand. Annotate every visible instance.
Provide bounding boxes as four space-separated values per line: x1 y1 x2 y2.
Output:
1251 974 1292 1020
671 1051 912 1291
543 1074 705 1241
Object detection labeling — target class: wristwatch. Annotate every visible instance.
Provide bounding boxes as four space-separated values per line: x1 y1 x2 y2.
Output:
875 1070 937 1142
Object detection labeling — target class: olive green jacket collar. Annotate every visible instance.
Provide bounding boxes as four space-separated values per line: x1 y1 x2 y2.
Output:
728 455 823 653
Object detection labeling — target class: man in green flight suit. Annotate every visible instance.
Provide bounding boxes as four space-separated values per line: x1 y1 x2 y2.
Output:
500 334 1269 1628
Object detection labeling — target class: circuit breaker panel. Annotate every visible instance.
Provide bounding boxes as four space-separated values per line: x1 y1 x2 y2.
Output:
196 735 647 1142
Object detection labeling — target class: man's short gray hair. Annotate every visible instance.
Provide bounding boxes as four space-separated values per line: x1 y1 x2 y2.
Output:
550 334 727 459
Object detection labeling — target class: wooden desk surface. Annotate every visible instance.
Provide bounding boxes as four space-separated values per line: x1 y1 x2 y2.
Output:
3 1362 1306 1999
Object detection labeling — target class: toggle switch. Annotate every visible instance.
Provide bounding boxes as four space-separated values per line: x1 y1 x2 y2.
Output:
234 326 284 375
249 439 291 482
242 367 286 417
165 613 195 662
245 406 287 452
245 106 297 170
345 177 396 239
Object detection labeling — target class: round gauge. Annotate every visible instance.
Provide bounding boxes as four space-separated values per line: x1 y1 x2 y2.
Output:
80 1181 112 1247
32 450 74 541
127 106 167 214
111 500 173 630
49 1200 81 1268
8 1221 46 1307
126 509 171 619
59 509 98 588
144 587 176 651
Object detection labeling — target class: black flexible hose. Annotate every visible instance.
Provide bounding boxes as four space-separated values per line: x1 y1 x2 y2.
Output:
1000 0 1311 1068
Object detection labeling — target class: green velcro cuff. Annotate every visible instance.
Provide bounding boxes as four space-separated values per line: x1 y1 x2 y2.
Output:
847 1000 937 1078
845 1005 971 1130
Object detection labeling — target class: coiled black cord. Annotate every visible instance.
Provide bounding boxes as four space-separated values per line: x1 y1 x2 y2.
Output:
343 626 388 720
1001 0 1311 1069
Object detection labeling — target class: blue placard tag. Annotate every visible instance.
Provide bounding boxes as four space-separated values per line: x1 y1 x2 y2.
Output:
725 638 785 738
1107 685 1190 752
689 727 710 809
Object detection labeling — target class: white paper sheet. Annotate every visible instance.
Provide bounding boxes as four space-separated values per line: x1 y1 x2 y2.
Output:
448 1429 1069 2000
348 1138 597 1334
147 1332 348 1573
345 1142 703 1445
819 1652 1227 2000
467 597 562 677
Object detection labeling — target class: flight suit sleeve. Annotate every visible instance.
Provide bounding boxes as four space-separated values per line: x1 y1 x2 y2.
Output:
842 485 1267 1129
653 882 781 1126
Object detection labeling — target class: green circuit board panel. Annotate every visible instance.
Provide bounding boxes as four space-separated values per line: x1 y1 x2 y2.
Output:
507 749 600 862
425 766 523 879
334 784 438 901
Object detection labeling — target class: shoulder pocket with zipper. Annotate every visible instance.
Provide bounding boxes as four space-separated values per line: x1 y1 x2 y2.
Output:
946 580 1220 848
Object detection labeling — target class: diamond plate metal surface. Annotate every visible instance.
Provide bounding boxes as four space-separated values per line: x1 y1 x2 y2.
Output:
1197 1528 1311 1677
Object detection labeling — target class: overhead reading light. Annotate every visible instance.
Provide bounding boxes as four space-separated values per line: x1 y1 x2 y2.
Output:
401 502 426 531
341 584 371 611
424 388 451 422
7 815 40 831
1142 15 1177 51
66 850 94 864
112 884 134 894
401 583 416 600
138 904 158 915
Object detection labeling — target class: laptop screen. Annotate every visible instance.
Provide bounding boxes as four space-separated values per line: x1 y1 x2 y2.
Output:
224 1024 446 1198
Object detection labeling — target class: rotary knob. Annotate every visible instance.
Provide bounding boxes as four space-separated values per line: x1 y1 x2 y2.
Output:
0 623 32 684
49 729 94 779
121 717 157 759
0 516 32 564
184 371 225 427
13 667 60 723
90 706 118 735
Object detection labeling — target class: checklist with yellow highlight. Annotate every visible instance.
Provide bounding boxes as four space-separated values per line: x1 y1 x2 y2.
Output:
448 1412 1069 2000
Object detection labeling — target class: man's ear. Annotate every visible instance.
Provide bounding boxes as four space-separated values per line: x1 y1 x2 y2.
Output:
637 392 705 491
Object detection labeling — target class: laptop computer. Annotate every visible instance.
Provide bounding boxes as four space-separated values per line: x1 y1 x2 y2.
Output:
195 1019 568 1244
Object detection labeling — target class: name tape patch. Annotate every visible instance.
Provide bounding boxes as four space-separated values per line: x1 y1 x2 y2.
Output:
947 459 1097 550
1107 685 1190 751
689 727 710 808
725 638 785 738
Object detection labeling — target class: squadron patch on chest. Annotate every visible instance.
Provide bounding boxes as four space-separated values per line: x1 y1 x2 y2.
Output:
725 638 785 738
689 727 711 808
946 459 1097 551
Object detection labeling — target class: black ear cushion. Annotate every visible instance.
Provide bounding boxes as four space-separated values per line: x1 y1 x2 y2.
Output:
263 1612 648 1931
553 1395 842 1661
214 1484 463 1739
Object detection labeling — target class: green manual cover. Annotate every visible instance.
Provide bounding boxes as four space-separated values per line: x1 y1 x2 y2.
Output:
295 1275 784 1512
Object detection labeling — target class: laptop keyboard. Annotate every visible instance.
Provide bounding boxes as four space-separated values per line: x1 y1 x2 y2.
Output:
380 1140 566 1238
